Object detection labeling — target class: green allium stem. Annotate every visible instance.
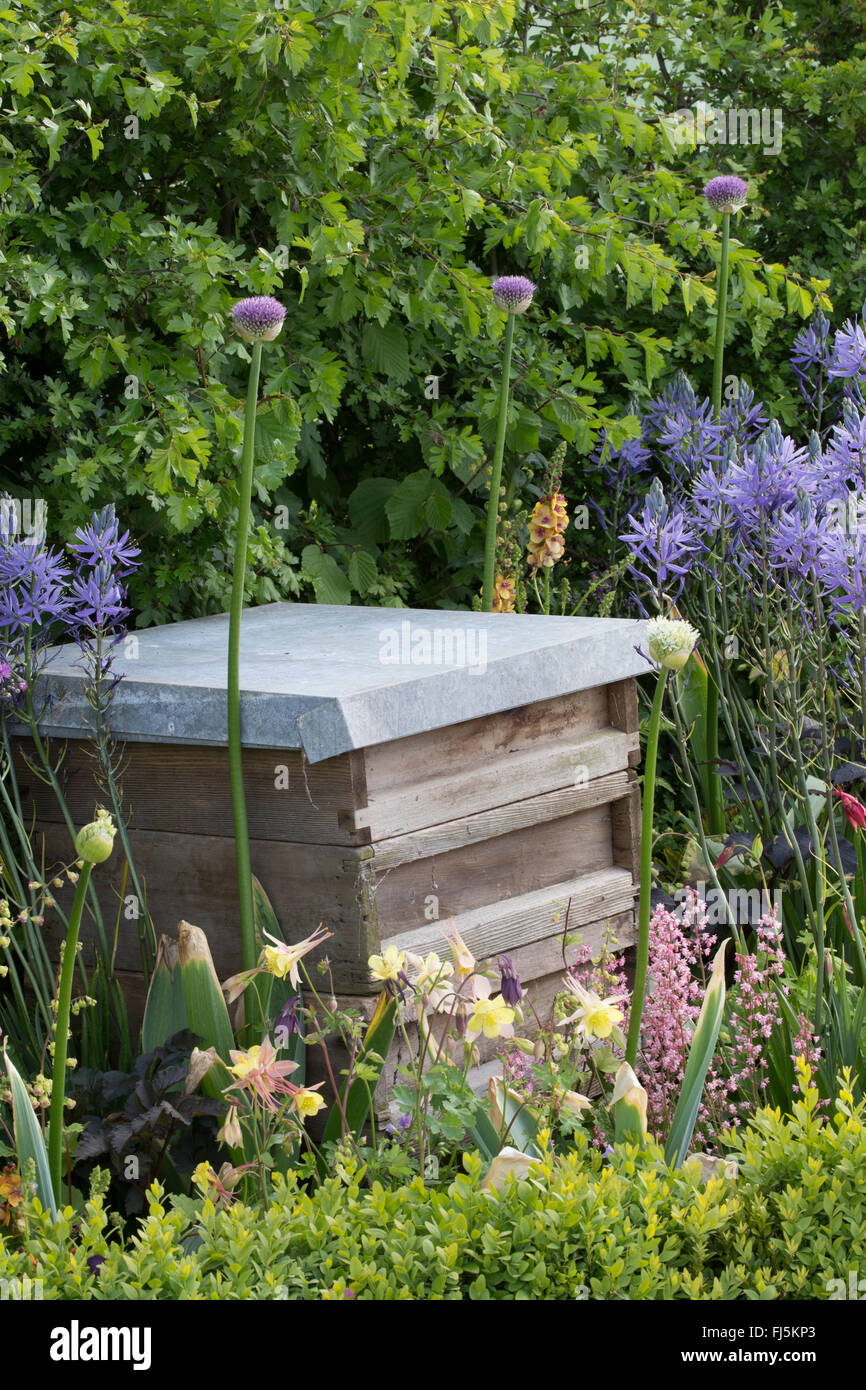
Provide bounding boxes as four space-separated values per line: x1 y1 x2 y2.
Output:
48 860 93 1202
229 341 262 976
706 209 730 836
711 211 731 421
482 314 516 612
625 666 669 1068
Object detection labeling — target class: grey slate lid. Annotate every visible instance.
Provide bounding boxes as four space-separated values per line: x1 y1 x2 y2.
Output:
26 602 648 764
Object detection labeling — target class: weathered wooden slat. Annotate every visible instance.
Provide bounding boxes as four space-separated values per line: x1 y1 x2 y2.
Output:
611 776 642 883
33 824 378 992
11 737 369 847
361 685 610 797
608 678 642 767
347 728 638 839
384 867 637 964
371 804 614 936
370 769 633 871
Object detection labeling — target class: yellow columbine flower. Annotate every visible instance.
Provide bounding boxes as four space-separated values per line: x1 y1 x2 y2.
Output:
581 998 624 1039
440 924 475 979
407 951 453 993
467 995 515 1041
368 944 406 983
192 1161 216 1190
557 1087 593 1116
217 1106 243 1149
558 978 628 1041
259 924 331 988
293 1087 327 1120
229 1044 262 1081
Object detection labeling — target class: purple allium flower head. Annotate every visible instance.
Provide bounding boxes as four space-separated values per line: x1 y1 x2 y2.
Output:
497 954 523 1006
230 295 287 342
703 175 749 213
491 275 535 314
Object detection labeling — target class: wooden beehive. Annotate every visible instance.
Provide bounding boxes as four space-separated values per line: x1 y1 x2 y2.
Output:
14 603 646 1040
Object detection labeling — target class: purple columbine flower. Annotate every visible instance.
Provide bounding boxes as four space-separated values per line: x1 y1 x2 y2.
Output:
492 275 535 315
497 955 523 1006
274 995 300 1040
230 296 287 343
703 175 749 213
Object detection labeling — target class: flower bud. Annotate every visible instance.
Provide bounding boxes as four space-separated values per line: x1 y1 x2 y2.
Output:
74 808 116 864
646 616 700 671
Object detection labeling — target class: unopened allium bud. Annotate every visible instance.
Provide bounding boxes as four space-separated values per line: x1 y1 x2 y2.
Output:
703 175 748 214
74 808 116 864
492 275 535 315
230 295 287 343
646 616 700 671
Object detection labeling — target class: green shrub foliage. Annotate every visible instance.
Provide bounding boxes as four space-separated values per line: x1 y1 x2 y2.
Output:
0 0 836 616
2 1070 864 1300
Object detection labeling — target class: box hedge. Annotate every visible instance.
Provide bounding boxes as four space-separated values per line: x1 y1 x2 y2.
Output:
1 1071 863 1300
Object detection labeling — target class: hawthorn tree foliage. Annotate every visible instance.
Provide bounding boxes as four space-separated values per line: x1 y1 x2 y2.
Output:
0 0 849 617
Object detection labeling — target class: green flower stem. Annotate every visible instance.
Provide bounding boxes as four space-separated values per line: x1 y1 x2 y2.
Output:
711 210 731 420
48 860 93 1202
625 665 669 1069
482 313 516 613
229 340 262 976
705 210 731 838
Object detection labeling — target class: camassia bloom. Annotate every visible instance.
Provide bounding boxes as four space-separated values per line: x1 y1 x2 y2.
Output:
557 978 627 1040
226 1035 300 1111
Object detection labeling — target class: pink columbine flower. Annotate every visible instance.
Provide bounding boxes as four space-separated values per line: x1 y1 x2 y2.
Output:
226 1035 300 1112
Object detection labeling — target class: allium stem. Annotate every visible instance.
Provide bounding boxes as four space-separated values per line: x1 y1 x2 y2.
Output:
706 210 731 836
229 341 262 978
626 665 669 1068
711 211 731 421
482 313 516 613
48 860 93 1202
